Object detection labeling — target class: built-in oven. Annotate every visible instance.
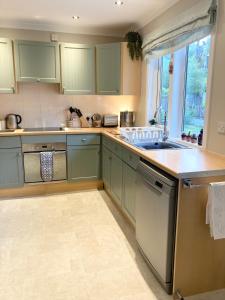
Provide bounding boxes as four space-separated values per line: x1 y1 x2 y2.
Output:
22 142 67 183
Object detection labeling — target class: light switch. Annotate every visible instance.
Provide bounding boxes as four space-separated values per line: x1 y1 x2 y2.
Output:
217 121 225 134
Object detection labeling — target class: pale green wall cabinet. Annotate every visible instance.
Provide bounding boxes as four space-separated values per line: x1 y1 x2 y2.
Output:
0 148 23 189
96 43 121 95
67 145 100 181
14 40 60 83
61 43 95 94
0 38 15 94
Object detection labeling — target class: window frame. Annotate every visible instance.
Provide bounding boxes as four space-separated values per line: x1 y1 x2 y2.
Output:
158 54 172 126
148 32 215 148
182 36 212 137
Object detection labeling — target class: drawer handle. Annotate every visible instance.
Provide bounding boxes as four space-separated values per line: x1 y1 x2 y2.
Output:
81 138 87 142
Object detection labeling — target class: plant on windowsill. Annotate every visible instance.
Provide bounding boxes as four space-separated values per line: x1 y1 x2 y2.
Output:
149 118 158 126
125 31 143 61
149 107 161 126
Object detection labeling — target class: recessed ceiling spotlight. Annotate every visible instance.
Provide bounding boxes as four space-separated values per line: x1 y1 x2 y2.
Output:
72 16 80 20
115 1 124 6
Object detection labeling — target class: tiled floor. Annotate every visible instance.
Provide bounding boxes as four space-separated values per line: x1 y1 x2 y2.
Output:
0 190 224 300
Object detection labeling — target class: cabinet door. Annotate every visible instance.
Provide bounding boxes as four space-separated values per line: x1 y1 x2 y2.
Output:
14 40 60 83
123 163 136 222
67 145 100 181
0 148 23 188
0 38 15 94
96 43 121 95
111 153 123 206
61 43 95 95
102 146 111 190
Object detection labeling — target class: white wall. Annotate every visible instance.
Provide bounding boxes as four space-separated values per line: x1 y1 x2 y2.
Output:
0 27 122 44
206 0 225 154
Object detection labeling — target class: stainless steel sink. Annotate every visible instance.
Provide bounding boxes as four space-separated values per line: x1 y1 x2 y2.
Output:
134 141 189 150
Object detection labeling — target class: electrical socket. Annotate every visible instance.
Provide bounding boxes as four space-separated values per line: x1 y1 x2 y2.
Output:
217 121 225 134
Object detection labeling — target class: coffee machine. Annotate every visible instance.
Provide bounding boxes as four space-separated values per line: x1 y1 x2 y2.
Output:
120 111 135 127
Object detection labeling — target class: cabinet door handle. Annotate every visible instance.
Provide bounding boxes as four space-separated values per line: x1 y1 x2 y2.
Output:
81 138 87 142
37 78 41 82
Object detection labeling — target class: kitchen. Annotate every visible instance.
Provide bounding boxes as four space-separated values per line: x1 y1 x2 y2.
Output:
0 0 225 299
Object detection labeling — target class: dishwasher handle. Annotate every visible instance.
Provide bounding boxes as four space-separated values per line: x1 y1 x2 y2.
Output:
137 161 176 188
142 177 164 194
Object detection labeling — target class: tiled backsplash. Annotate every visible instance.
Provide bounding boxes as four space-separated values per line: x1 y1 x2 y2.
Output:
0 83 138 128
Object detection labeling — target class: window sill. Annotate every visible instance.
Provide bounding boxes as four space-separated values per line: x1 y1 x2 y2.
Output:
173 138 203 149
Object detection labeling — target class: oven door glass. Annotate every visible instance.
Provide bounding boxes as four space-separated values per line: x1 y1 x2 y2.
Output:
24 151 67 183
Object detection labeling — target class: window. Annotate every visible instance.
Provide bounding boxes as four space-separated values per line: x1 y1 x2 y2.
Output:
159 54 171 124
183 36 211 134
149 35 211 139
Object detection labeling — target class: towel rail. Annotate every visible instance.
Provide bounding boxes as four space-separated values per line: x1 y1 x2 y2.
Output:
183 179 209 189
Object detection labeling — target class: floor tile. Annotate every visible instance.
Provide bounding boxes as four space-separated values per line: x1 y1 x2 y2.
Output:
0 190 224 300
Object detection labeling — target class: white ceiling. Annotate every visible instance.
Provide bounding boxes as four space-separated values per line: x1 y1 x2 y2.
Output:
0 0 180 37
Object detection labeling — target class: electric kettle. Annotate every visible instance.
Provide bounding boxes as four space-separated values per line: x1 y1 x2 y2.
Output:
5 114 22 129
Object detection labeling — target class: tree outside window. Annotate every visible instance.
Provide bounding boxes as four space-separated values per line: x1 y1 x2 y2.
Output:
183 36 211 135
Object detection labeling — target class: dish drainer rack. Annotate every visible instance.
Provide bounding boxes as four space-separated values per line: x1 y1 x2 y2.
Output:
120 127 164 144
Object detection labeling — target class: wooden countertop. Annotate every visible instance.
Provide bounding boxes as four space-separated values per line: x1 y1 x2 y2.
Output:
0 128 103 136
1 128 225 178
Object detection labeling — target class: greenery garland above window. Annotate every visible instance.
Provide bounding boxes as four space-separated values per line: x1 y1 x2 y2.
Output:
125 31 143 61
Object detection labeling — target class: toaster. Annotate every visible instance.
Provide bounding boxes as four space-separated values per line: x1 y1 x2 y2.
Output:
102 114 118 127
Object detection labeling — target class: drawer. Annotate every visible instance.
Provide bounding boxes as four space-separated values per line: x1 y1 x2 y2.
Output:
111 140 123 159
21 135 66 144
102 135 112 149
122 148 139 169
102 135 122 158
0 136 21 149
67 134 100 146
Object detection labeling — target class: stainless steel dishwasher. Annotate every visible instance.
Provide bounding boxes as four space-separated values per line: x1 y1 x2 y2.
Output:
136 159 177 294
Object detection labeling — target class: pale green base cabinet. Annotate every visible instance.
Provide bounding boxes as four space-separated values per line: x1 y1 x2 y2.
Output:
102 146 111 190
67 145 100 182
102 136 139 224
67 134 101 182
122 162 136 222
110 152 123 206
0 137 24 189
0 148 23 189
